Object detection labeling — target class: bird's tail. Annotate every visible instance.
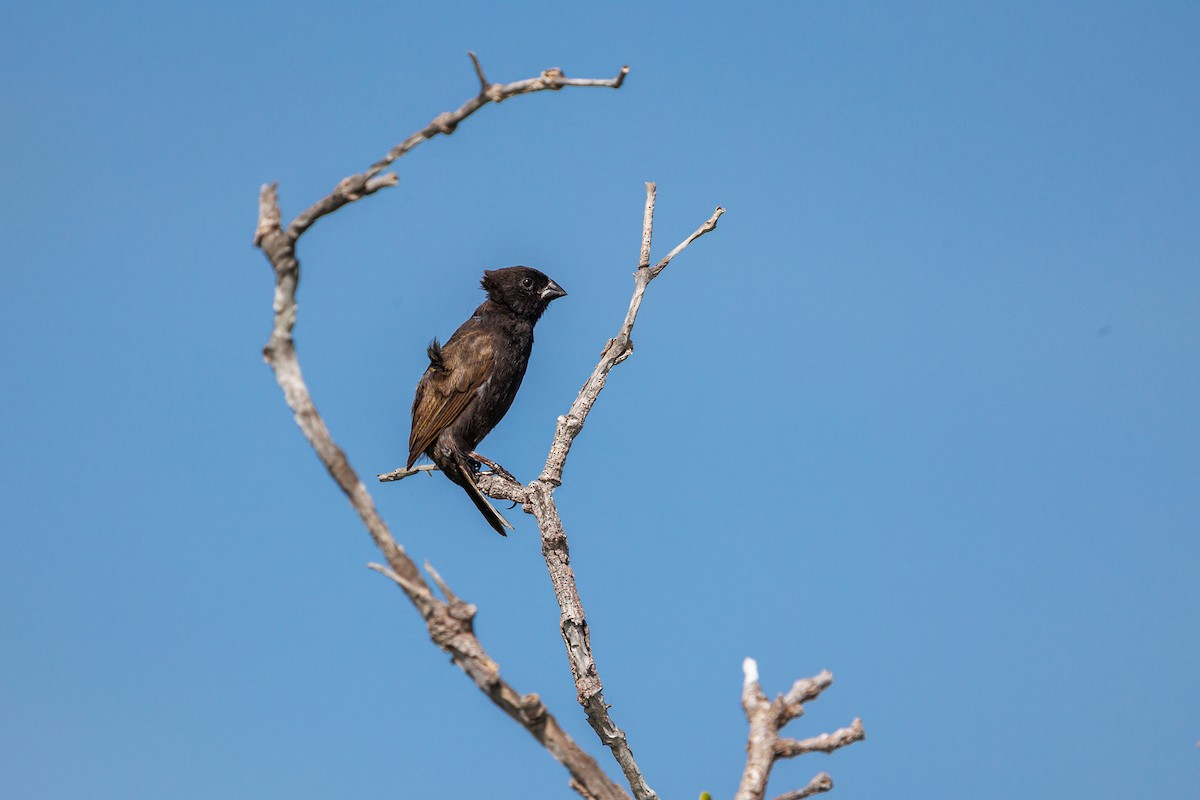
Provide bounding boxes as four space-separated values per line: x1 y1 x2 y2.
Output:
449 454 514 537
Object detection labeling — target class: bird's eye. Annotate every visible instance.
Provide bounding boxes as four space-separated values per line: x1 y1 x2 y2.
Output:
521 277 534 289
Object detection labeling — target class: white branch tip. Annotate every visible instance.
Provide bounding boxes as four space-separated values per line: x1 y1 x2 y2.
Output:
743 657 759 687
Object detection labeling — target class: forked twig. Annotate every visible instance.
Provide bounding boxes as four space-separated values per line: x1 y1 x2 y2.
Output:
521 185 722 800
736 658 865 800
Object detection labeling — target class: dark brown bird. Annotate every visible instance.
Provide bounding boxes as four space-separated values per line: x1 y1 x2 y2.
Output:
408 266 567 535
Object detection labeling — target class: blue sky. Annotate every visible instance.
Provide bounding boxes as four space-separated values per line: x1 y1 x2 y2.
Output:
2 2 1197 798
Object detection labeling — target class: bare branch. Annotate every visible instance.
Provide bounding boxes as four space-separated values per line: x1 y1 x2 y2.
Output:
377 463 440 482
638 182 656 268
367 562 429 601
782 670 833 723
423 560 462 607
785 671 833 707
513 186 723 800
771 773 834 800
269 54 627 241
553 68 630 89
254 58 633 800
540 185 724 487
648 206 725 279
367 563 629 800
468 51 490 93
525 482 653 799
474 470 531 506
253 182 282 248
776 720 865 758
736 659 863 800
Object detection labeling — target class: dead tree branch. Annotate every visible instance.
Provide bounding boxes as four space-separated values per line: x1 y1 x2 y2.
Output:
540 184 724 487
273 57 627 242
522 185 722 800
367 561 626 800
736 658 865 800
254 54 631 800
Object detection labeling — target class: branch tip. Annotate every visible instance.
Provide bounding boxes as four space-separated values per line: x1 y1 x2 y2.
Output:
638 183 657 268
468 51 490 92
366 172 399 192
743 657 760 687
647 204 725 278
771 772 834 800
424 560 460 605
367 562 424 597
784 671 833 707
254 182 283 247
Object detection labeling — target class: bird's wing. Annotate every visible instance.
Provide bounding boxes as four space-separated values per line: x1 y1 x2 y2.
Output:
407 324 494 467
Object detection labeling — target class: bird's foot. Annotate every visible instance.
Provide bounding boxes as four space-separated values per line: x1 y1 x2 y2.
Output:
469 451 520 484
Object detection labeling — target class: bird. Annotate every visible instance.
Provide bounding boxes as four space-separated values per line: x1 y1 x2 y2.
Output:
407 266 567 535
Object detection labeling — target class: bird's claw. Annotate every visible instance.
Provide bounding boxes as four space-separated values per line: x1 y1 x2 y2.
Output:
469 451 520 484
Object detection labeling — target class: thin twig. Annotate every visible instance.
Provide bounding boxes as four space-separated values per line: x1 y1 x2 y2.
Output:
377 463 440 482
366 562 427 599
777 720 866 758
771 773 834 800
468 51 490 93
785 672 833 708
648 207 724 279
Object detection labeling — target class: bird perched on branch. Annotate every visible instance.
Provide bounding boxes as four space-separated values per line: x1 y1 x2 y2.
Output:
408 266 567 535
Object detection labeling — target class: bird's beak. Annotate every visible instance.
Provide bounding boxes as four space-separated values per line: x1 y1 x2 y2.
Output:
541 280 567 301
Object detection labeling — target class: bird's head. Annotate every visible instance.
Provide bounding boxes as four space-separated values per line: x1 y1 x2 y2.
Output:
481 266 567 322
